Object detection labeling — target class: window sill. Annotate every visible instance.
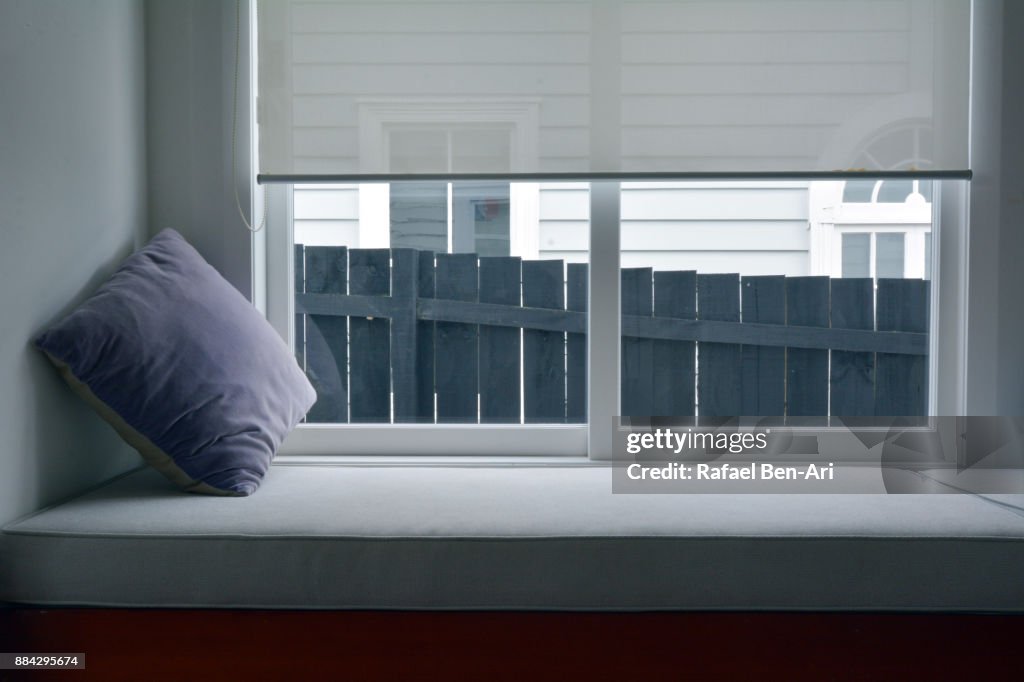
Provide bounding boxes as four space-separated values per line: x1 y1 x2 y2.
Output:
274 454 596 467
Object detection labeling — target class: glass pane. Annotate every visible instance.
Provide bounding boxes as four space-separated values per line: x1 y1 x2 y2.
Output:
616 181 934 421
293 182 588 424
876 179 914 203
842 233 870 278
876 233 905 278
452 182 510 256
918 180 934 203
390 182 448 252
842 181 875 203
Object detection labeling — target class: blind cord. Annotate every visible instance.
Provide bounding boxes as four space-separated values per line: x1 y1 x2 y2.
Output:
232 0 266 233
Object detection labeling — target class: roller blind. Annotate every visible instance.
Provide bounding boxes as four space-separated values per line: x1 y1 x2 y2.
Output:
256 0 971 180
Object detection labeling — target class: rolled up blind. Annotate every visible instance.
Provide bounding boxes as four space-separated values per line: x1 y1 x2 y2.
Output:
256 0 970 180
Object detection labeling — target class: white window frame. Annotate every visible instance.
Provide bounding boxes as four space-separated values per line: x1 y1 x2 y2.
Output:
265 181 591 458
266 178 966 459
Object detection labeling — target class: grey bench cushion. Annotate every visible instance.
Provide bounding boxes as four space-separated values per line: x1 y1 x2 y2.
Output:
3 465 1024 610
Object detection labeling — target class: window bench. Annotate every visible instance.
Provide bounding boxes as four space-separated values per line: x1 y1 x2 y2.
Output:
3 464 1024 611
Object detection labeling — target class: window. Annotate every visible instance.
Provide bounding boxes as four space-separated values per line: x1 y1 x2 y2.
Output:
255 0 973 457
615 181 937 421
841 232 908 279
813 180 933 282
266 178 956 456
355 99 538 175
291 181 586 428
841 233 871 278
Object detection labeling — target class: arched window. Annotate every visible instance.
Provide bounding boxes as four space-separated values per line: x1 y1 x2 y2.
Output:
841 179 931 204
813 179 934 282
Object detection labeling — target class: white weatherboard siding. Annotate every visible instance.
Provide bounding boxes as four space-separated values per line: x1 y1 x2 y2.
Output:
293 185 360 246
296 182 813 277
538 183 811 275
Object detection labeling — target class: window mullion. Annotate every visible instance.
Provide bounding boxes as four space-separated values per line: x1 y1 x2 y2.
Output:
587 181 621 460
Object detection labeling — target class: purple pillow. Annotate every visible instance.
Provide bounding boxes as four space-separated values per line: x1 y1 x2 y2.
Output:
35 229 316 496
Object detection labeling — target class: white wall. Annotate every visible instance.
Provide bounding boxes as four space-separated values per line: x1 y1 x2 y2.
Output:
0 0 148 524
146 0 256 299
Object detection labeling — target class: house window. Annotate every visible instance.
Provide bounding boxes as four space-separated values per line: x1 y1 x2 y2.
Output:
254 0 972 456
842 179 932 205
813 180 933 283
355 99 539 175
841 232 907 279
876 233 906 278
387 127 513 175
841 233 871 278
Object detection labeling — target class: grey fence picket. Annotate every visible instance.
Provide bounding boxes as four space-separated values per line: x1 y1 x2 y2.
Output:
523 260 566 423
294 246 931 424
876 279 929 416
435 254 479 423
786 277 830 420
479 257 522 423
416 250 436 423
294 245 306 373
830 278 875 417
621 268 655 416
390 249 419 423
303 246 348 423
566 263 588 423
741 275 785 417
348 249 391 422
697 274 742 417
653 270 696 416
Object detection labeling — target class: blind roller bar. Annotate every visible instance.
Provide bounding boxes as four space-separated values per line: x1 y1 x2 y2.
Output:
257 170 971 185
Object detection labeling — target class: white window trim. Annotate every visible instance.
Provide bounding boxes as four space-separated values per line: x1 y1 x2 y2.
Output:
352 181 539 256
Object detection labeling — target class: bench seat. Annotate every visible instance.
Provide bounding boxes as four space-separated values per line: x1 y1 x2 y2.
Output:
3 465 1024 610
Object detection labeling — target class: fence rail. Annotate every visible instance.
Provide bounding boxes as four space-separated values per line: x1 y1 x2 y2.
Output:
295 246 929 423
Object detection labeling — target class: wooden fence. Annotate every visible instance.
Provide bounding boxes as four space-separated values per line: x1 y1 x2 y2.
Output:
294 246 929 423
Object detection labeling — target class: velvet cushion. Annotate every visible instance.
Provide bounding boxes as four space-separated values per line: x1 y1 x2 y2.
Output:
35 229 316 496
